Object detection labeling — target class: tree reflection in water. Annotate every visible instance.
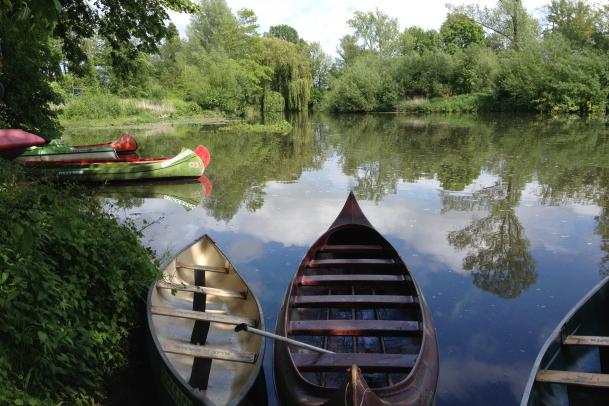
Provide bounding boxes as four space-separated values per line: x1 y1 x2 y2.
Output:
445 179 536 299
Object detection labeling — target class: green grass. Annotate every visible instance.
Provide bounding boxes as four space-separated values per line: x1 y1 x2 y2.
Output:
59 94 230 127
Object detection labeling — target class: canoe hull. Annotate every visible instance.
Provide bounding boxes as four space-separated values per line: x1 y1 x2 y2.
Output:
146 235 266 405
274 193 438 405
25 146 208 182
521 276 609 405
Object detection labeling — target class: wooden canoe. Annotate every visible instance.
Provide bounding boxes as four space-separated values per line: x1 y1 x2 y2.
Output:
23 146 210 182
147 235 266 405
274 192 438 405
521 276 609 405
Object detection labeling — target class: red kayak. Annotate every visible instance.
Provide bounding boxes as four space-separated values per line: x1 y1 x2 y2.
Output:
0 129 47 158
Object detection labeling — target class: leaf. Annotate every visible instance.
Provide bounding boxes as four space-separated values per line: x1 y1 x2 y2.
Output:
20 227 34 253
37 331 48 343
0 272 8 284
52 0 61 13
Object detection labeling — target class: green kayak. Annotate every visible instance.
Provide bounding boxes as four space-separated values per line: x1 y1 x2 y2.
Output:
25 145 210 182
16 134 138 163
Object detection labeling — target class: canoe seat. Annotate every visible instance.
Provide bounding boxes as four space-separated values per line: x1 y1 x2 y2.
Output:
293 294 416 308
163 341 257 364
176 262 228 273
564 335 609 347
151 306 256 326
288 320 420 336
300 274 410 286
293 352 416 372
157 281 246 299
536 369 609 389
318 244 384 253
308 258 397 268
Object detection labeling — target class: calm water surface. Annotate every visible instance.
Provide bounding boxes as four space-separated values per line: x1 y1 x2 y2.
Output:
65 114 609 405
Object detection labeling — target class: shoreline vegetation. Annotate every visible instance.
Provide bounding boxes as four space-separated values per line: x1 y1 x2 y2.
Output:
3 0 609 136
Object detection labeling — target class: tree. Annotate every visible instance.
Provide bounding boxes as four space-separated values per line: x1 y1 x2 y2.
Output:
546 0 602 47
400 27 442 55
0 0 197 133
347 9 400 57
268 24 301 45
440 13 485 51
448 0 539 49
337 34 363 64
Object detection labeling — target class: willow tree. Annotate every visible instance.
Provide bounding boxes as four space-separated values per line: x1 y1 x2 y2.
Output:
261 37 312 112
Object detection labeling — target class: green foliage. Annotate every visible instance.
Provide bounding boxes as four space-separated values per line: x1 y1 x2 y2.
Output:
546 0 601 48
324 56 398 112
397 93 497 113
347 8 400 57
262 38 311 111
267 24 302 45
0 161 159 403
497 36 609 114
440 13 485 51
400 27 443 55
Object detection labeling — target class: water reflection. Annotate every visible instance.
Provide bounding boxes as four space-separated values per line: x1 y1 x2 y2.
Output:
63 113 609 405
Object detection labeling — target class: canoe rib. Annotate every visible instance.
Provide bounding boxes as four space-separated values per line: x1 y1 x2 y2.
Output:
563 335 609 347
536 369 609 389
176 263 229 273
163 341 257 364
293 352 417 372
300 274 409 286
288 320 420 336
151 306 256 326
293 294 417 307
157 280 246 299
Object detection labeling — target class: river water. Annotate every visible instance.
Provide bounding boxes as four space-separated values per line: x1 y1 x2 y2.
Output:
65 113 609 405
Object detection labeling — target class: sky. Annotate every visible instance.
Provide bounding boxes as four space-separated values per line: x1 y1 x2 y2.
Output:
168 0 550 56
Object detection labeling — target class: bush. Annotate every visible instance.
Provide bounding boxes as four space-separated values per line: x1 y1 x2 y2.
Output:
324 55 398 112
0 161 159 403
62 93 124 120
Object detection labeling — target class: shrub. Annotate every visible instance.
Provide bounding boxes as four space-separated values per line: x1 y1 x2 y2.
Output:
0 161 159 403
62 93 124 120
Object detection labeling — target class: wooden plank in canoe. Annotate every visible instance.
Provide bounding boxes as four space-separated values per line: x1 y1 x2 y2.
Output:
293 352 416 372
163 341 256 364
318 244 384 253
536 370 609 389
151 306 256 326
308 258 396 268
176 263 228 273
288 320 420 336
157 281 246 299
300 274 409 286
293 294 416 308
564 335 609 347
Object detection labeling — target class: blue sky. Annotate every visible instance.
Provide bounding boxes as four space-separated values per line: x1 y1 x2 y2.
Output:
169 0 549 56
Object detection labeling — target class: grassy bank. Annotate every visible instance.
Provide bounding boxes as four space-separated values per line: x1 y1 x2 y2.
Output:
59 93 231 127
396 93 501 114
0 161 159 404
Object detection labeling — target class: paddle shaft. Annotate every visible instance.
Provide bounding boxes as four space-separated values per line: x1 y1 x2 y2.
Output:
235 324 334 354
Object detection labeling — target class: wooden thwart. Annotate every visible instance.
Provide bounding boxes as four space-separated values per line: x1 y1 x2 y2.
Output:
163 341 256 364
308 258 396 268
563 335 609 347
157 281 246 299
151 306 256 326
536 370 609 389
293 294 416 308
288 319 420 336
300 274 409 286
176 262 228 273
318 244 384 253
293 352 416 372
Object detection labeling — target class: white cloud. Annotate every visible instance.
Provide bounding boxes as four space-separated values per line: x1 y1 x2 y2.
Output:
169 0 549 56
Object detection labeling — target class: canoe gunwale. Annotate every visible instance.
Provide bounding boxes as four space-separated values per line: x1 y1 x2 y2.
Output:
146 234 265 406
275 193 438 405
520 276 609 405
